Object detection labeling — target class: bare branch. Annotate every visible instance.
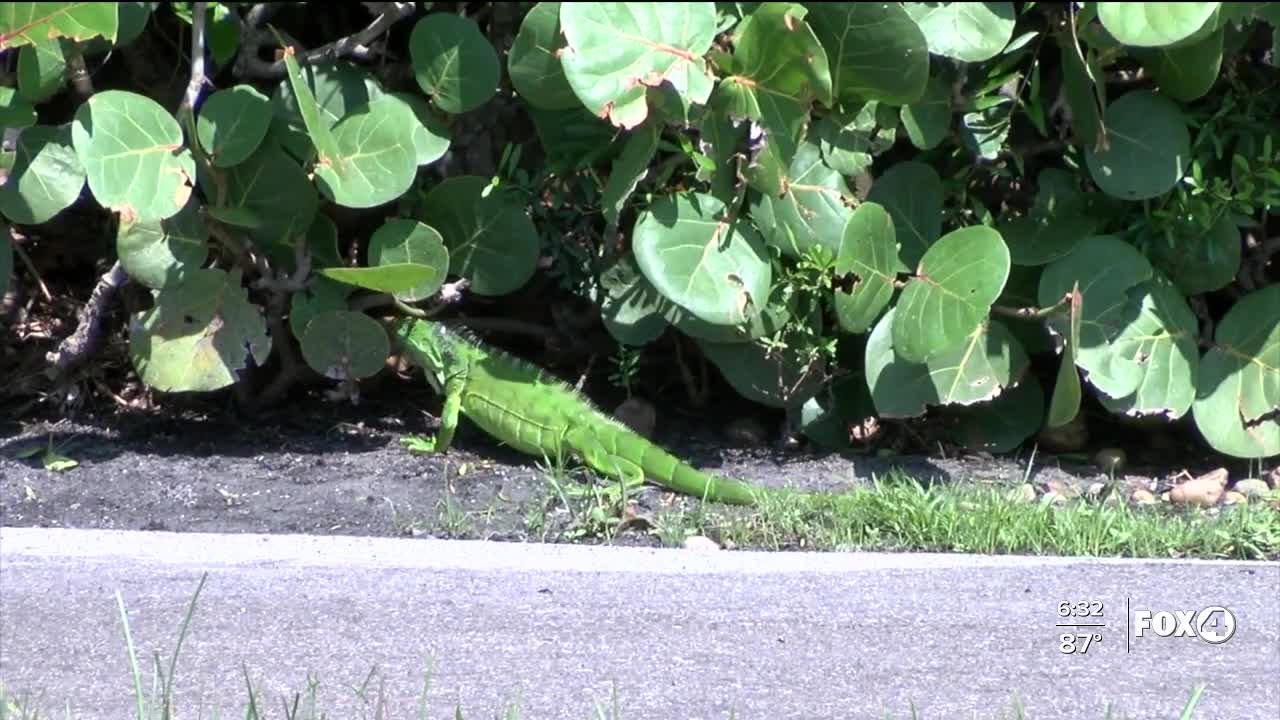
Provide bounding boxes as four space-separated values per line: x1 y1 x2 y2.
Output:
45 261 129 375
235 2 415 80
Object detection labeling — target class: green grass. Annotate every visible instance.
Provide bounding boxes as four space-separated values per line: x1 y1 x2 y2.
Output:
0 572 1216 720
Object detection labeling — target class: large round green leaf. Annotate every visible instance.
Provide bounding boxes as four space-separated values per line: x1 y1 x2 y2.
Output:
16 37 65 103
508 2 579 111
900 75 951 151
300 310 389 381
1136 28 1223 102
750 140 854 259
409 12 499 114
419 176 540 296
1148 213 1240 295
865 161 942 269
1097 2 1219 48
905 1 1016 63
1097 276 1199 420
128 268 271 392
1192 285 1280 458
1038 235 1154 400
0 125 86 225
868 308 1029 418
116 198 208 290
368 218 448 303
834 202 898 334
559 3 717 129
313 95 420 209
633 192 773 327
728 3 832 106
806 2 929 105
0 2 118 49
71 90 195 223
270 60 381 155
196 84 272 168
390 93 450 167
892 226 1011 363
999 169 1099 266
289 276 353 338
202 144 316 247
1085 90 1189 201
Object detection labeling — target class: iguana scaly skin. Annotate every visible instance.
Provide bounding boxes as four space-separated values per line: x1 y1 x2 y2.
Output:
390 317 777 506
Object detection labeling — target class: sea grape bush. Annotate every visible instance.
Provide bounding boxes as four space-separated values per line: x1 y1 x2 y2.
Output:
0 2 1277 460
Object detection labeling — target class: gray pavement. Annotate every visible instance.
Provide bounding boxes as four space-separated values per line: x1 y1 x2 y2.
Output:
1 527 1278 719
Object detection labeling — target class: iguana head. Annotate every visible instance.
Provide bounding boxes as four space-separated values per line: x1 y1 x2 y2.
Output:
390 318 452 394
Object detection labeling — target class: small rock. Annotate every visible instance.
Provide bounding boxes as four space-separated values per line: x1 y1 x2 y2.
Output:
1042 490 1068 505
614 397 657 439
1010 483 1038 503
1086 481 1107 499
683 535 721 552
724 417 769 447
1169 469 1228 508
1131 489 1157 505
1232 478 1270 499
1223 491 1247 506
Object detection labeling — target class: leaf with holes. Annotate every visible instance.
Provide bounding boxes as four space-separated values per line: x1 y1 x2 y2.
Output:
559 3 717 129
806 2 928 105
71 90 195 223
419 176 540 296
0 125 86 225
128 267 271 392
816 102 897 176
508 2 579 111
750 140 854 259
1085 90 1190 201
116 198 208 290
866 161 943 270
1097 275 1199 419
893 226 1010 363
868 308 1029 418
0 2 118 49
905 2 1017 63
197 85 272 168
368 218 448 303
834 202 898 334
410 12 499 114
300 310 390 381
633 192 772 327
1097 2 1220 48
1039 235 1154 400
1192 285 1280 458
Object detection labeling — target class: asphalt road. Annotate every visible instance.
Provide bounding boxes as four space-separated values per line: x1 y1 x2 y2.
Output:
1 528 1277 720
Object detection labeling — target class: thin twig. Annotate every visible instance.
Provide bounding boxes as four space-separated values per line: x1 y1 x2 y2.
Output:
8 230 52 302
177 1 208 130
234 2 415 80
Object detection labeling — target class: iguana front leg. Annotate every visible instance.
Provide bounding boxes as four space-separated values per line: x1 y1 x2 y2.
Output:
402 368 468 454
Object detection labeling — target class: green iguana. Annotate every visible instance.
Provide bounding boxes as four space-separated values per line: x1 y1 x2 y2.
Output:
389 316 783 506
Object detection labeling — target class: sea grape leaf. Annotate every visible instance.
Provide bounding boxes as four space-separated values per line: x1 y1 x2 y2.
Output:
949 374 1044 454
1192 285 1280 458
201 143 317 248
559 2 717 129
602 121 660 228
1148 213 1241 295
806 2 929 105
0 125 86 225
867 308 1029 417
1038 235 1154 400
1135 28 1223 101
116 198 208 290
599 254 671 346
367 218 448 303
317 264 441 295
866 160 943 270
1097 2 1220 48
0 2 118 49
271 59 381 162
959 104 1010 161
633 191 772 327
1097 275 1199 419
905 2 1017 63
410 12 499 114
749 139 854 259
16 36 66 103
197 85 272 168
815 103 897 176
71 90 195 223
419 175 540 296
833 202 898 334
300 310 389 381
696 107 745 204
892 225 1011 363
0 87 38 132
1085 89 1190 201
1046 283 1083 428
289 276 352 338
699 332 826 409
390 93 450 167
900 75 952 151
999 168 1099 266
128 267 271 392
508 1 579 111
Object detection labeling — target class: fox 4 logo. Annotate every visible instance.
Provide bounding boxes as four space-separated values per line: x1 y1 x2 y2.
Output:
1133 606 1237 644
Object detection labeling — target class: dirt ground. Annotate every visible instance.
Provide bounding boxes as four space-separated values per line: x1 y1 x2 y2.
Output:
1 379 1213 550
